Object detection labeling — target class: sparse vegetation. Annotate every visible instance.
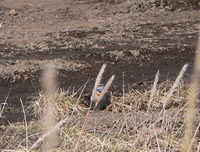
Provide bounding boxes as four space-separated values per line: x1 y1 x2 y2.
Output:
0 0 200 151
1 59 199 151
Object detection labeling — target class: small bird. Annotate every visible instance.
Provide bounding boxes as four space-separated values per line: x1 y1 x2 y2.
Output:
88 64 115 110
83 85 111 110
96 85 104 96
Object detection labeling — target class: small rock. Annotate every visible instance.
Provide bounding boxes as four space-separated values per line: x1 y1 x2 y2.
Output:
9 9 18 16
122 50 133 57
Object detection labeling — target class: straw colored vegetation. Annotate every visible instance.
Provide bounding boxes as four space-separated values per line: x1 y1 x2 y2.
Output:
1 63 199 152
1 47 200 151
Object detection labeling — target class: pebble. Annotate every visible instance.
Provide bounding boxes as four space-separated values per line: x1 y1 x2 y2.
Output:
9 9 17 16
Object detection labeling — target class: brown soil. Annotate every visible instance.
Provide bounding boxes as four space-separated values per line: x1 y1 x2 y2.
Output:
0 0 200 147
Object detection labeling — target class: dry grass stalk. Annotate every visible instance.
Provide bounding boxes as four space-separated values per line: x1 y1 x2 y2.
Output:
101 136 107 152
0 89 11 118
122 72 125 102
30 117 68 150
19 99 28 150
40 63 57 151
162 63 188 111
91 64 106 103
78 78 90 100
152 124 161 152
188 121 200 151
148 71 159 112
74 110 91 151
183 34 200 152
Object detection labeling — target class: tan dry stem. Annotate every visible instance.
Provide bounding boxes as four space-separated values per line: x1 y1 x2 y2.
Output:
30 117 68 150
183 34 200 152
41 63 57 151
148 71 160 112
162 63 188 111
91 64 106 103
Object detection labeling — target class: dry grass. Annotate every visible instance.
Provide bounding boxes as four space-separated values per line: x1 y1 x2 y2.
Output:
1 45 200 151
1 63 199 152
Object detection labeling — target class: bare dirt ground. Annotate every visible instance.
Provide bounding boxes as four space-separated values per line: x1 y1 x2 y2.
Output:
0 0 200 150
